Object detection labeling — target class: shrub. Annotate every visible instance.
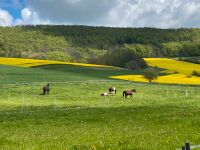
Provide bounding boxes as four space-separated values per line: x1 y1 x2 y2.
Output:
143 67 159 82
125 59 148 70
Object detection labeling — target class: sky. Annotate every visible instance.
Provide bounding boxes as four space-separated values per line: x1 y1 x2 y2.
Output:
1 0 200 28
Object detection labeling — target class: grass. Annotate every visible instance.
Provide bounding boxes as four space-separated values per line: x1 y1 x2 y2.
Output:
1 80 200 149
0 57 136 84
0 64 136 84
0 59 200 149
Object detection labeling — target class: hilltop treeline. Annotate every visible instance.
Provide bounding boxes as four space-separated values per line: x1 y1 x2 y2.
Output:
0 25 200 68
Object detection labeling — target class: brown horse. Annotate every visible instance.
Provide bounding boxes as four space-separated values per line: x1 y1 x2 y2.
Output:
108 87 116 95
43 83 50 95
123 89 136 98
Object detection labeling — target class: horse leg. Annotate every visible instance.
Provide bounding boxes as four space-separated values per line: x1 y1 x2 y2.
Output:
43 88 46 95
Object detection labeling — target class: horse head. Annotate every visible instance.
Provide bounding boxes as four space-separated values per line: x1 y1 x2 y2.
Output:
132 89 136 92
109 87 115 90
108 87 116 94
47 83 50 87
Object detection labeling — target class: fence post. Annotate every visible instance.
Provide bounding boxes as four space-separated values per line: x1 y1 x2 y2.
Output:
140 93 143 101
185 90 188 97
8 92 10 100
166 89 169 96
81 96 85 104
185 142 190 150
53 97 57 111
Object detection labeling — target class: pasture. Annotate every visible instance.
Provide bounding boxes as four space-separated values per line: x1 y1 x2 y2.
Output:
1 81 200 150
0 58 200 149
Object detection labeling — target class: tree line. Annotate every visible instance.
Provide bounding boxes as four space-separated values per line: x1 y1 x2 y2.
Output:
0 25 200 69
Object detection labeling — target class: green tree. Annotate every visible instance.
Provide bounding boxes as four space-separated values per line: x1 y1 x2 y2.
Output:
143 67 159 82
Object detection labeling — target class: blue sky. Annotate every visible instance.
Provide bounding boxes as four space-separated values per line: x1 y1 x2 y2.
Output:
1 0 200 28
0 0 24 18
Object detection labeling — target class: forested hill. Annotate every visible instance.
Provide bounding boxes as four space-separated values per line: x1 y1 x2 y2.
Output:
1 25 200 68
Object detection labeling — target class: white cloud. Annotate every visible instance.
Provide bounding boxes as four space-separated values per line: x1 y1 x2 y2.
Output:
106 0 200 28
24 0 200 28
26 0 117 25
0 8 13 26
14 8 51 25
21 8 32 21
14 18 24 25
2 0 200 28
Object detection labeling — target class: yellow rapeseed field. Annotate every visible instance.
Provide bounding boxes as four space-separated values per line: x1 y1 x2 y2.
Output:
111 58 200 85
144 58 200 75
0 57 114 68
111 74 200 85
1 57 200 85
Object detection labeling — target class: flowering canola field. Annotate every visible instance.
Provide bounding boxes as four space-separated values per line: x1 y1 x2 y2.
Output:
111 58 200 85
0 57 114 68
144 58 200 75
1 57 200 85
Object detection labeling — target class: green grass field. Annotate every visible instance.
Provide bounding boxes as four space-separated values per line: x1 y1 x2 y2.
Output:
0 64 200 150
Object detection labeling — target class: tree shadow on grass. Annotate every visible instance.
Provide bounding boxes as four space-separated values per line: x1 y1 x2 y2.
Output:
32 64 138 79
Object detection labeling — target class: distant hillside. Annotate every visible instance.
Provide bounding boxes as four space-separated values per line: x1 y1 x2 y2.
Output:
1 25 200 68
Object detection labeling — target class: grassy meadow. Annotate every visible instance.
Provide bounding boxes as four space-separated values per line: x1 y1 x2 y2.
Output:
0 58 200 149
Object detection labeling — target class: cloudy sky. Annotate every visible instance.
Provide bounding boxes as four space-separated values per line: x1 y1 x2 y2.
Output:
1 0 200 28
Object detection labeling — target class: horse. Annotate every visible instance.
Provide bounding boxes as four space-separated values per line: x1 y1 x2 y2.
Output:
100 93 109 97
43 83 50 95
123 89 136 98
108 87 117 95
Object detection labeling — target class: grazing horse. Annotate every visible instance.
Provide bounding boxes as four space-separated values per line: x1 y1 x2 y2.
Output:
108 87 117 95
100 93 109 97
43 83 50 95
123 89 136 98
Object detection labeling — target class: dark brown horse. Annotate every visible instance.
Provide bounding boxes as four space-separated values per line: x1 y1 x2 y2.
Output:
43 83 50 95
108 87 116 95
123 89 136 98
